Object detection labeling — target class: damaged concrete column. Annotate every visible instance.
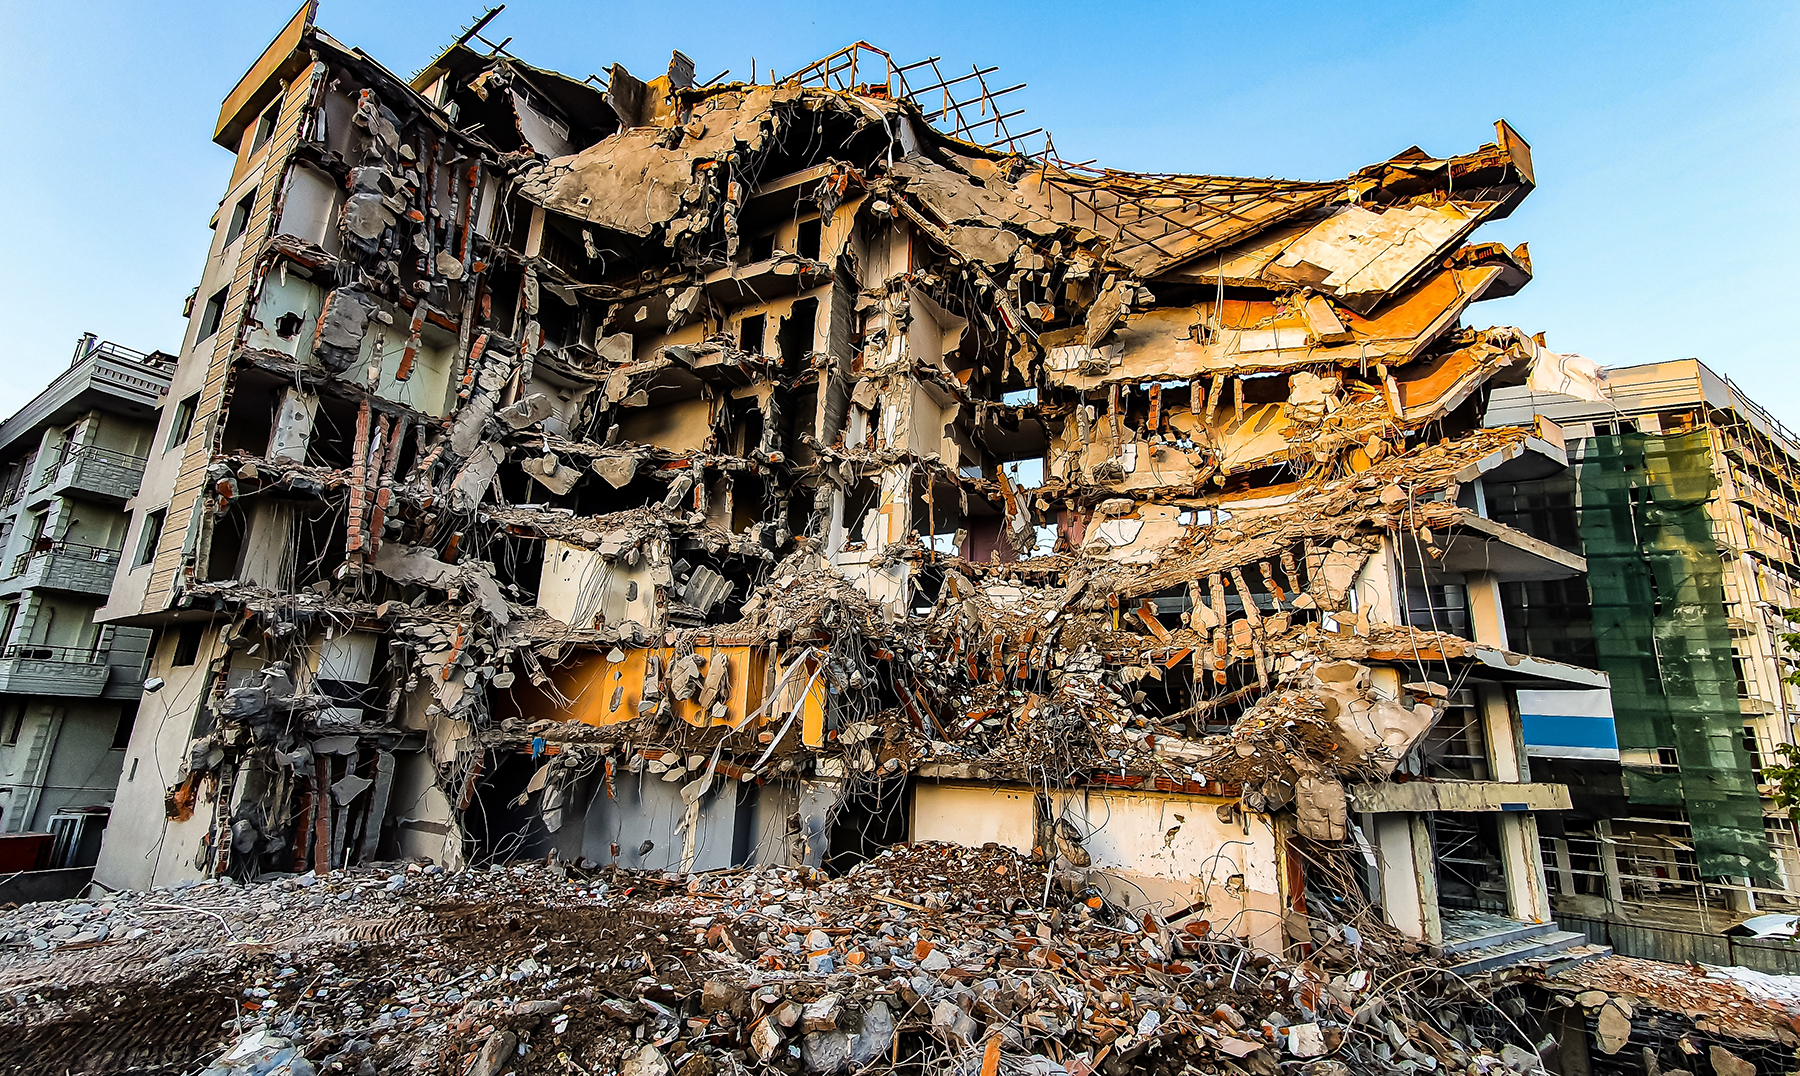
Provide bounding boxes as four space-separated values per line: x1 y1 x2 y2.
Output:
1374 812 1442 945
267 387 318 462
1353 537 1404 628
1486 684 1552 923
1468 569 1552 923
794 779 843 869
239 500 297 588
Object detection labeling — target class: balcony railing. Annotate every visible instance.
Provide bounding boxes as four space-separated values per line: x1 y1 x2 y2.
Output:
0 644 111 697
7 541 123 596
50 444 148 504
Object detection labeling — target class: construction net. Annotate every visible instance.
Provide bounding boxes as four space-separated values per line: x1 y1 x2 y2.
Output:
1577 429 1778 883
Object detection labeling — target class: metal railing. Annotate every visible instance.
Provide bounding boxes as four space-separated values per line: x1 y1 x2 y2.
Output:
56 443 147 472
9 540 122 579
1561 913 1800 975
0 643 106 664
51 443 147 499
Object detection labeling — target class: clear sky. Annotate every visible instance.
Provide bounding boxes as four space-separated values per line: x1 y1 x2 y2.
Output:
0 1 1794 421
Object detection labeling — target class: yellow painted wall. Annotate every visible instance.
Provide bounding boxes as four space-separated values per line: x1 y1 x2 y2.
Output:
511 645 831 736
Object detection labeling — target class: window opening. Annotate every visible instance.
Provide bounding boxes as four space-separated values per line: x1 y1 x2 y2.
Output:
168 395 200 449
197 287 229 341
172 623 204 667
136 508 166 568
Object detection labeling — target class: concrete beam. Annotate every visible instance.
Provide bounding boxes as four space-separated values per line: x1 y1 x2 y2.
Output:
1348 779 1571 814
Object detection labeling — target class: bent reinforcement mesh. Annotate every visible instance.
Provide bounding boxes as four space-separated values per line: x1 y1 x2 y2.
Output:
1578 429 1777 883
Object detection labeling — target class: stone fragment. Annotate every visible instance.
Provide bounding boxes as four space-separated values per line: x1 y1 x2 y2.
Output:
1595 1003 1632 1055
1710 1045 1754 1076
751 1017 784 1062
621 1045 672 1076
1286 1022 1326 1058
801 1029 852 1073
470 1030 517 1076
802 993 842 1032
849 1001 894 1067
701 979 742 1014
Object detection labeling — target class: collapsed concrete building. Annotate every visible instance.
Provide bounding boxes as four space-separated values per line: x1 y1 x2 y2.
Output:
91 4 1612 967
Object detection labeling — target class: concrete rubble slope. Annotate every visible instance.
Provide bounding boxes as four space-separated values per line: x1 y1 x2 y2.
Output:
1 849 1576 1075
74 10 1624 1075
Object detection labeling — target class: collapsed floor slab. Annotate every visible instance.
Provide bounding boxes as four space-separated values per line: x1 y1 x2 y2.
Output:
76 14 1619 1073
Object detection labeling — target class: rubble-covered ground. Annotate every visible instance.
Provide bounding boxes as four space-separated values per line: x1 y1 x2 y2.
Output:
0 846 1561 1076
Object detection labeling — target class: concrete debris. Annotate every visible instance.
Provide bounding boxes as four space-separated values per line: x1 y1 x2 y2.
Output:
0 847 1595 1075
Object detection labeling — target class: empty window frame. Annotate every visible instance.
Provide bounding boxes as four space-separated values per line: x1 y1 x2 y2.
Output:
171 623 204 667
167 395 200 450
738 314 766 354
250 98 281 154
197 287 229 341
135 508 167 568
795 217 822 260
111 701 139 751
223 190 256 245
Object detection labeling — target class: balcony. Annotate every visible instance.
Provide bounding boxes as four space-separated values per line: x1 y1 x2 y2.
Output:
49 445 148 505
7 542 123 597
0 645 112 697
0 340 171 477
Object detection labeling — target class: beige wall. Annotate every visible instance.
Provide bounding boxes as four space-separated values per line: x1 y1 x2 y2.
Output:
93 621 225 890
912 781 1286 949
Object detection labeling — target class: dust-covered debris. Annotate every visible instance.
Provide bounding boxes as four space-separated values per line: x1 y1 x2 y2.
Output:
2 851 1582 1075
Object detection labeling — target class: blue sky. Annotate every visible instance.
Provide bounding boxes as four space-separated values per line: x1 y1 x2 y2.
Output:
0 1 1794 420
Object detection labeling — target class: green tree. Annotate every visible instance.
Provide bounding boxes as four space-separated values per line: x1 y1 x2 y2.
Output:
1762 608 1800 821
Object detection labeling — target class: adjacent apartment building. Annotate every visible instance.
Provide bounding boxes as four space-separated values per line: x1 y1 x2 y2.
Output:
88 4 1614 966
0 334 170 866
1489 359 1800 929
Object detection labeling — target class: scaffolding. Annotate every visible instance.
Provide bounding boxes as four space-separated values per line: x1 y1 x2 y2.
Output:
1577 429 1778 882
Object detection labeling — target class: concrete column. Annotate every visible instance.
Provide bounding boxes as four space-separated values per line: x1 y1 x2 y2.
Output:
1354 536 1405 629
1595 819 1626 907
1370 665 1401 702
266 388 318 462
1374 813 1443 944
1478 685 1525 783
1465 571 1527 779
239 500 297 589
9 594 49 651
7 706 64 833
1468 570 1552 921
795 778 843 870
1465 568 1507 640
1552 837 1576 897
1500 811 1552 922
1480 682 1551 921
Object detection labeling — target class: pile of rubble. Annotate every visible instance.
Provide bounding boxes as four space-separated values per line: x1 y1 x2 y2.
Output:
1539 955 1800 1069
0 846 1559 1075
